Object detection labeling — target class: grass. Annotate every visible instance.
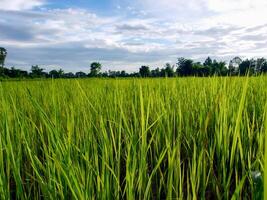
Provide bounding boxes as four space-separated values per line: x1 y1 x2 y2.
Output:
0 76 266 199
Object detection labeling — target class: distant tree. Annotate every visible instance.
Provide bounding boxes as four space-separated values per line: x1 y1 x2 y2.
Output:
176 57 193 76
101 71 109 77
89 62 102 77
8 67 28 78
261 60 267 73
229 57 242 75
49 69 64 78
76 71 87 78
120 70 128 77
63 72 75 78
203 57 213 67
239 59 253 75
108 70 117 78
139 66 150 77
0 47 7 68
58 69 64 77
255 58 267 74
132 72 141 77
160 68 166 77
217 61 228 76
211 60 227 75
30 65 45 78
164 63 175 77
151 68 160 77
49 70 56 78
108 70 124 78
192 62 203 76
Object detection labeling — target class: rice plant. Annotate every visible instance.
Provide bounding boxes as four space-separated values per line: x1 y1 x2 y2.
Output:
0 76 266 199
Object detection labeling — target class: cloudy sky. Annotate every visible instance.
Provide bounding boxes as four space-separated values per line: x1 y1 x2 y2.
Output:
0 0 266 72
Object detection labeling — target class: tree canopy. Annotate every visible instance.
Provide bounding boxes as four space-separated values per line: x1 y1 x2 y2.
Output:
0 47 7 68
0 47 267 79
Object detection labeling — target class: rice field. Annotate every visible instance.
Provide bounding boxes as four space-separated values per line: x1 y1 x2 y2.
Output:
0 76 267 199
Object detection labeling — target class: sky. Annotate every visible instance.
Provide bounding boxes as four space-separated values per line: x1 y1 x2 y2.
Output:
0 0 267 72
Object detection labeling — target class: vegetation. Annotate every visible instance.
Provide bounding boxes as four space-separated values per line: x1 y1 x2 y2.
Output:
0 76 266 199
0 47 7 68
1 47 267 79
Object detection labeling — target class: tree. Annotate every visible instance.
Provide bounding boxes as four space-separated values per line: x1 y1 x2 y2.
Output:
192 62 203 76
9 67 28 78
203 57 212 67
211 60 227 75
139 66 150 77
76 71 87 78
90 62 102 77
239 59 252 75
229 57 242 75
176 57 193 76
255 58 267 74
151 68 160 77
30 65 45 78
261 60 267 73
63 72 75 78
164 63 175 77
0 47 7 68
217 61 228 76
120 70 127 77
49 69 64 78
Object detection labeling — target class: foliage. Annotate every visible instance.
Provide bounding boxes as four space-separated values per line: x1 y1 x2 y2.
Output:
0 47 7 68
139 66 150 77
49 69 64 78
176 57 194 76
75 71 87 78
89 62 102 77
1 47 267 79
30 65 46 78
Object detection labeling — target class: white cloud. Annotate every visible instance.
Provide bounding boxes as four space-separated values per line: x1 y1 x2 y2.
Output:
137 0 267 26
206 0 267 12
0 1 267 71
0 0 44 11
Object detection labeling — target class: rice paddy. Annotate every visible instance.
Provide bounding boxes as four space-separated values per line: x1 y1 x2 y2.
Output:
0 76 266 199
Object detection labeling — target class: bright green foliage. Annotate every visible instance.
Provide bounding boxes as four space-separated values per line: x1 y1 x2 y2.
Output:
0 76 266 199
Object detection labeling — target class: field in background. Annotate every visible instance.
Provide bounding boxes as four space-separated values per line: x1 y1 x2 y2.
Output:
0 77 266 199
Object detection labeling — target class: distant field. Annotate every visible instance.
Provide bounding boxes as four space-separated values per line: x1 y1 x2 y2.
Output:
0 77 266 199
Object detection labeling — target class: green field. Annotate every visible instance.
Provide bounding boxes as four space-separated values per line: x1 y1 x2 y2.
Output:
0 77 267 199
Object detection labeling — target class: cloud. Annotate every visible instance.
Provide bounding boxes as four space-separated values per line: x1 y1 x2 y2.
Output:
116 24 149 32
0 21 34 41
0 0 45 11
0 0 267 72
206 0 267 12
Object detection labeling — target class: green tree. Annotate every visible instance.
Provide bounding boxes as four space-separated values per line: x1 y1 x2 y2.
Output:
9 67 28 78
164 63 175 77
90 62 102 77
203 57 212 67
139 66 150 77
239 59 253 75
255 58 267 74
261 61 267 73
212 60 227 75
0 47 7 68
151 68 160 77
192 62 204 76
229 57 242 75
49 69 64 78
31 65 45 78
176 57 193 76
76 71 87 78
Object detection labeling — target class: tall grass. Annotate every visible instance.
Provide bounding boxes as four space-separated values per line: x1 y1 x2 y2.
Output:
0 76 266 199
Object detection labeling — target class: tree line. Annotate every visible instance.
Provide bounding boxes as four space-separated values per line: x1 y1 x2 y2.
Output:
1 47 267 79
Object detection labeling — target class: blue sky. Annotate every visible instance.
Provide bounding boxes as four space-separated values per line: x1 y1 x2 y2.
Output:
0 0 267 72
